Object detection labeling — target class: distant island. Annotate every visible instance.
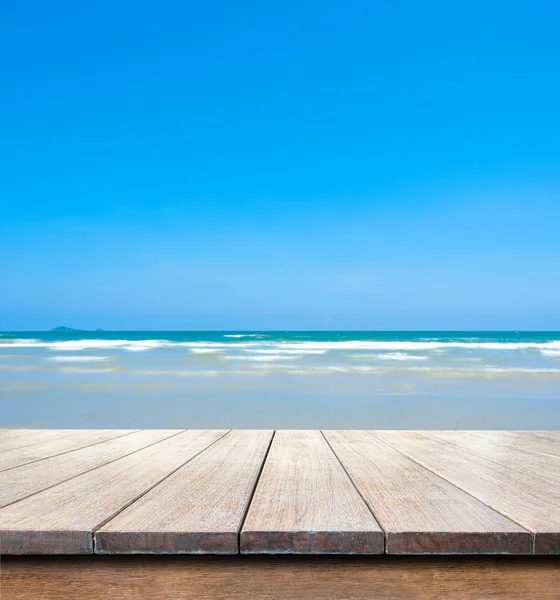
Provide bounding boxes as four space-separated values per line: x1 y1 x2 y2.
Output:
51 326 104 332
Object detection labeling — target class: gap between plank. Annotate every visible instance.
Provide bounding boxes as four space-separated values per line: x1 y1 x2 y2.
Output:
0 430 186 511
237 430 276 554
366 431 536 554
0 430 142 473
419 431 558 488
465 431 560 461
320 430 388 554
91 430 233 553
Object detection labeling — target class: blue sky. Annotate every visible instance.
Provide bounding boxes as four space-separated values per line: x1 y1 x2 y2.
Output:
1 0 559 330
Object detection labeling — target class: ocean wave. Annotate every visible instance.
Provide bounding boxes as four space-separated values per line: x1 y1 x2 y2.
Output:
271 341 560 351
231 364 560 376
222 354 302 361
541 349 560 356
244 349 327 355
3 337 560 355
178 340 560 351
1 339 167 351
223 334 264 338
189 348 222 354
352 352 429 361
179 342 257 348
79 363 560 377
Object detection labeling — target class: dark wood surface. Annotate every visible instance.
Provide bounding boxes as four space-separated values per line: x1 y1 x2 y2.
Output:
2 556 559 600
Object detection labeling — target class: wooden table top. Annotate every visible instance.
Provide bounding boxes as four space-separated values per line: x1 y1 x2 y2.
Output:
0 429 558 555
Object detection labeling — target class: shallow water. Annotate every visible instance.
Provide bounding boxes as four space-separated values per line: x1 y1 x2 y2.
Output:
1 331 559 428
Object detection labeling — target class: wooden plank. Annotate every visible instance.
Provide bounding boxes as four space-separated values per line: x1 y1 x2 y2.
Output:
240 430 384 554
4 556 560 600
0 430 183 508
521 431 560 441
423 430 560 486
466 431 560 459
96 430 273 555
0 429 36 442
0 430 227 554
323 430 531 554
0 430 86 453
0 430 139 472
518 431 560 448
372 431 560 555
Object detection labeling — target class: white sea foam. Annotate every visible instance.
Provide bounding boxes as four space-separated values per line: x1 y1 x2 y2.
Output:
269 341 560 351
2 339 167 351
222 354 301 361
121 362 560 377
232 364 560 376
177 340 560 352
352 352 429 361
46 356 112 362
189 348 222 354
179 342 256 348
395 365 560 376
223 334 263 338
4 338 560 355
244 349 327 355
541 349 560 356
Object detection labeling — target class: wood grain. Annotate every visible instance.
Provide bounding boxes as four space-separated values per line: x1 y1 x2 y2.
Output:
0 430 84 453
523 431 560 443
372 431 560 555
463 431 560 459
423 430 560 486
1 430 559 559
2 556 560 600
240 430 383 554
0 429 36 442
323 430 531 554
95 430 272 554
0 430 183 508
0 430 138 472
0 430 227 554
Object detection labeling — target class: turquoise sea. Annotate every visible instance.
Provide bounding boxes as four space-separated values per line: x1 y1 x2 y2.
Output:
1 331 559 428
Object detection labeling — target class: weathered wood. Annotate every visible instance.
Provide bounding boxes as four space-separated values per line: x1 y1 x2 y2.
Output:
465 431 560 459
523 431 560 442
423 430 560 486
3 556 560 600
96 430 273 554
0 430 138 472
372 431 560 555
1 429 559 558
0 430 227 554
523 432 560 456
240 430 384 554
323 430 531 554
0 430 183 508
0 430 84 453
0 429 36 442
